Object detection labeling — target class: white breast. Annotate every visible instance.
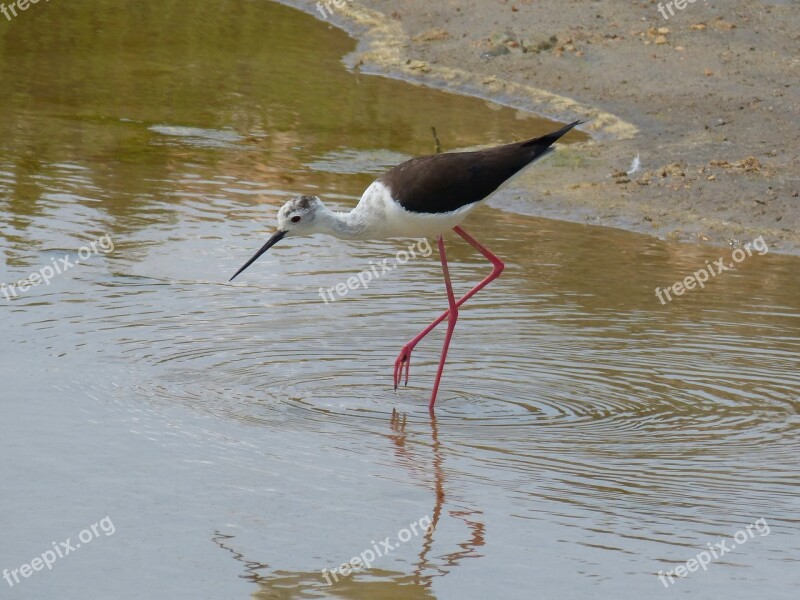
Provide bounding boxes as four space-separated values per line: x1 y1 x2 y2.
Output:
353 181 479 240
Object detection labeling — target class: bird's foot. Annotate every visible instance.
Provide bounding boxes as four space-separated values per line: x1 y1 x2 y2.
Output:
393 342 415 390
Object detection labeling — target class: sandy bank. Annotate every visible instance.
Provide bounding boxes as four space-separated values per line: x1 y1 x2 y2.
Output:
284 0 800 254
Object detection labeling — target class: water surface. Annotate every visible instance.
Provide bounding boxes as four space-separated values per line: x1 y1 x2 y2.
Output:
1 1 798 599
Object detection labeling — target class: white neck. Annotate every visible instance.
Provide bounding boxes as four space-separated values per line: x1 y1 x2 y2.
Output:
313 203 368 239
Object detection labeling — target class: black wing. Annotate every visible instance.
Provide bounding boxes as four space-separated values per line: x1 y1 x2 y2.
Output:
380 120 581 214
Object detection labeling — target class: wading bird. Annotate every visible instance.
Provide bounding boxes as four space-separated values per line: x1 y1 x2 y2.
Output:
230 121 581 411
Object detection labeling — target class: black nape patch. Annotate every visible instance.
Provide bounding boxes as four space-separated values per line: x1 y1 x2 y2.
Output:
296 195 317 210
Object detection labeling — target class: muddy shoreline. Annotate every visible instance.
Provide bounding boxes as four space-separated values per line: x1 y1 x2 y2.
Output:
282 0 799 255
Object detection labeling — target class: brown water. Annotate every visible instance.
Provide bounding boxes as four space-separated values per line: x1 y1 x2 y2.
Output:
1 1 799 598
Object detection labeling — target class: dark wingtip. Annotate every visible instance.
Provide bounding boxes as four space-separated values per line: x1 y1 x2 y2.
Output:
522 119 584 148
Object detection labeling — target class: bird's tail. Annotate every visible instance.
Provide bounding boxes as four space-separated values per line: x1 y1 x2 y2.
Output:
522 119 583 149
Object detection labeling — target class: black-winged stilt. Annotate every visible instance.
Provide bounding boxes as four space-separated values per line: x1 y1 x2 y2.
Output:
230 120 581 411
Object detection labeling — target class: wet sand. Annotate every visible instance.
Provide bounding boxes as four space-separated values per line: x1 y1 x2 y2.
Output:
287 0 800 254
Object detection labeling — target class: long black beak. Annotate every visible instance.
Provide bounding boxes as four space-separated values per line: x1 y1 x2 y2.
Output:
229 230 287 282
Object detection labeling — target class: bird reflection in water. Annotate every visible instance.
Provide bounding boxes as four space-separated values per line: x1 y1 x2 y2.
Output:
388 409 486 585
211 411 485 599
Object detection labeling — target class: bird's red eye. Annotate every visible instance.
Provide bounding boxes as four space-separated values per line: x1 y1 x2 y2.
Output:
291 216 301 223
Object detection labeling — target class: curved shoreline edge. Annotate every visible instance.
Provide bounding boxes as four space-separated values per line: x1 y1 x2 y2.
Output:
306 2 637 141
273 0 800 256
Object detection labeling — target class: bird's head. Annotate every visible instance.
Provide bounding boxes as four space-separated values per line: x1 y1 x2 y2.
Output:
229 195 323 282
276 195 323 234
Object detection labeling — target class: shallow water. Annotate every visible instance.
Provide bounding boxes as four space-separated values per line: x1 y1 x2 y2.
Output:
1 1 799 599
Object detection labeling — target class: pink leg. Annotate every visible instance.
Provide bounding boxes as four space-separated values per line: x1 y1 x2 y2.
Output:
392 226 505 408
430 235 459 412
